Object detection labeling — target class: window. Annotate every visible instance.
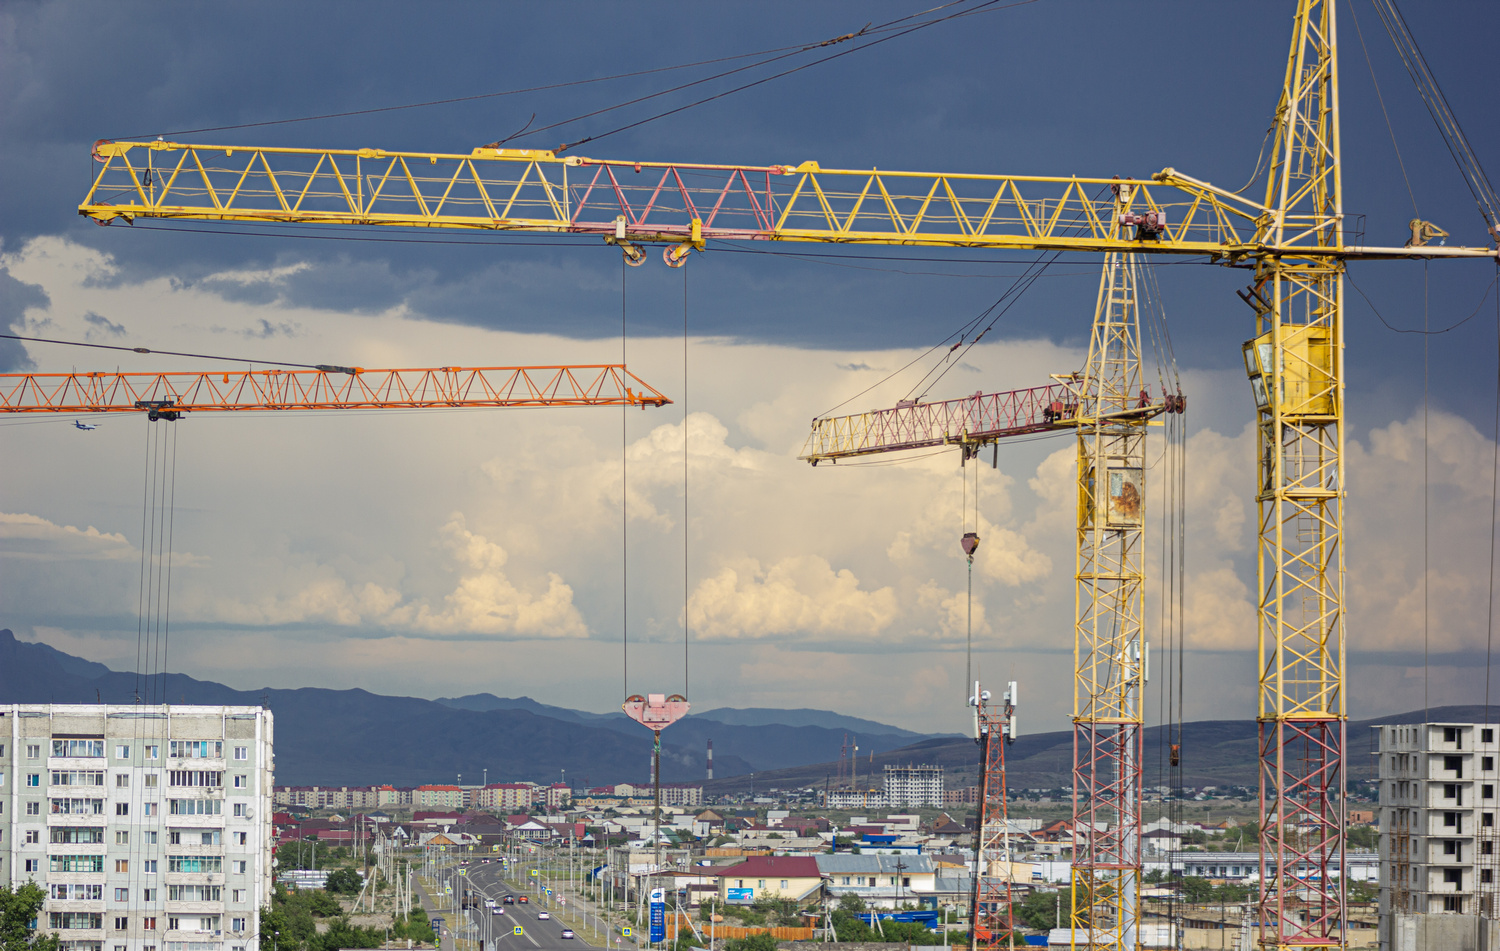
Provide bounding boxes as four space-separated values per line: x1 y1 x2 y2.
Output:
50 912 104 930
143 890 156 903
25 829 40 844
51 798 105 815
168 771 222 788
233 775 245 789
231 919 246 934
1487 842 1495 855
53 771 105 787
51 885 104 901
26 774 39 787
145 773 158 788
115 831 129 845
1445 868 1463 884
233 803 245 817
235 832 247 846
53 739 106 758
115 803 129 816
53 827 105 844
780 880 788 889
24 859 40 873
114 890 128 903
1445 840 1460 855
143 802 157 817
27 744 40 758
1485 729 1495 743
1487 813 1495 828
233 861 247 874
1487 784 1495 799
115 774 129 788
1446 755 1464 775
168 741 222 760
1486 870 1496 884
145 831 158 845
146 745 158 760
143 918 156 931
115 860 129 874
757 880 765 889
1445 784 1462 801
51 855 105 873
115 746 130 759
1488 757 1496 772
1445 812 1461 827
143 860 157 874
167 799 221 816
26 801 39 815
234 747 247 761
1446 727 1462 745
168 919 180 933
168 886 222 902
168 857 222 873
841 876 850 885
231 890 244 903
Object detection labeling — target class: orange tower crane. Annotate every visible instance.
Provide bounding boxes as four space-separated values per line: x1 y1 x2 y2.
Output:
75 5 1500 946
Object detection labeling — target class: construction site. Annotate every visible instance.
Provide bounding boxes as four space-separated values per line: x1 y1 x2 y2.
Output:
2 2 1499 950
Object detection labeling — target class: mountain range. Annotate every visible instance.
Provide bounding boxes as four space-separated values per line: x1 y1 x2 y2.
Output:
0 629 942 787
2 629 1486 794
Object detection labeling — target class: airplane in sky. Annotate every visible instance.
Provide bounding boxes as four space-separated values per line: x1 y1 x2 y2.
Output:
72 420 96 431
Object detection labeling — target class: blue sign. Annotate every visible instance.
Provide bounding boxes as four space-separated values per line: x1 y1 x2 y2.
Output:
648 887 666 943
726 888 754 904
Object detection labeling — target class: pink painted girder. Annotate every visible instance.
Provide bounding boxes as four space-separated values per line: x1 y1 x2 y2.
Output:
621 694 690 731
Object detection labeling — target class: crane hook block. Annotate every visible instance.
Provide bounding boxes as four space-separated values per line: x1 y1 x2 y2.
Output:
622 694 691 732
961 532 980 558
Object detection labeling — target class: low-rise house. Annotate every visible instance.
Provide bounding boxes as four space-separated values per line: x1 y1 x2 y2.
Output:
716 855 824 906
818 854 937 908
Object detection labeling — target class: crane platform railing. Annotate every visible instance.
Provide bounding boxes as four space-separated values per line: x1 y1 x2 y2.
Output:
800 382 1178 462
0 364 671 415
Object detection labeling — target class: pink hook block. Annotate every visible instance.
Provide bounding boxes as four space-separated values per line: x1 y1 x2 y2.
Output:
622 693 690 731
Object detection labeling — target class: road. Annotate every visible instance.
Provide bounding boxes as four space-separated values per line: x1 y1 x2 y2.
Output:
444 859 610 951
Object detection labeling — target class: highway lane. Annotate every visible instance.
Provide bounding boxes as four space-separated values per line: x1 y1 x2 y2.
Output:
454 860 602 951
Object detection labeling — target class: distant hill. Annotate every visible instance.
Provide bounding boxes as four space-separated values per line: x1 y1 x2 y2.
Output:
701 705 1499 795
0 629 939 787
694 706 932 738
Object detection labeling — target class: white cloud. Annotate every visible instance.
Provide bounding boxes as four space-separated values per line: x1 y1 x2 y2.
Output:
0 511 136 561
687 555 899 641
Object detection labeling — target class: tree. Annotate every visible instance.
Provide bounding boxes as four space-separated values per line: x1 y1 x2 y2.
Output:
1016 889 1069 931
1 883 59 951
323 868 362 895
1181 877 1213 904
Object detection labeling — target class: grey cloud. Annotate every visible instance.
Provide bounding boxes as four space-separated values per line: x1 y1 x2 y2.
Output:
0 268 48 370
82 311 125 337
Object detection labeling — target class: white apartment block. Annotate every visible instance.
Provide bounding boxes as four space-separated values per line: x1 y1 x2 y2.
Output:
0 705 274 951
883 764 944 809
1377 721 1500 949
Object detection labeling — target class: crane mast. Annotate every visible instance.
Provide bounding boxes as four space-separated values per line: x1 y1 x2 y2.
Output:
72 4 1500 948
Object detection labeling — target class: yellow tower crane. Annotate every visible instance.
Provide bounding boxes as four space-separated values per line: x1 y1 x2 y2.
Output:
77 3 1499 946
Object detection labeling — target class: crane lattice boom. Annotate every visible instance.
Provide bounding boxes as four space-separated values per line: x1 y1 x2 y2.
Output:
0 364 670 414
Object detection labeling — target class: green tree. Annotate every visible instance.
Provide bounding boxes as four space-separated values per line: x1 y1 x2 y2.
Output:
323 868 362 895
1016 889 1070 931
1 883 59 951
836 893 867 914
1181 877 1213 903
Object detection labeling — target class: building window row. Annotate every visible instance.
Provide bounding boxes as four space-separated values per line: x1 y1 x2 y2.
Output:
53 740 105 759
169 742 222 760
168 772 222 789
168 799 222 817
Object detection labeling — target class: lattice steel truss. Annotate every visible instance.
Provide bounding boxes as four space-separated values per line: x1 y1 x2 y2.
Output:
970 682 1018 951
1070 252 1147 951
1250 2 1347 945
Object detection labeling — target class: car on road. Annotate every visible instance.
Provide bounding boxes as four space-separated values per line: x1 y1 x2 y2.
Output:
492 908 504 916
560 930 575 939
518 896 528 904
485 899 496 908
503 896 515 905
537 912 550 921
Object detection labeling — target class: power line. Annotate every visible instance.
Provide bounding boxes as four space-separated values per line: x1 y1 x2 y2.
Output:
1 331 342 370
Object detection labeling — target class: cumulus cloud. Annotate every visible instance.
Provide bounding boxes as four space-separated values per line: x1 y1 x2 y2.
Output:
687 555 899 641
0 511 137 562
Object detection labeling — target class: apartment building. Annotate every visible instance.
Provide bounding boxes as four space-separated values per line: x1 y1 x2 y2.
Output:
1377 721 1500 950
1 705 274 951
883 764 944 809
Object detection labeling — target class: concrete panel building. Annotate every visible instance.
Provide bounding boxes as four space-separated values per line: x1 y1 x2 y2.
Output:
1 704 274 951
883 764 944 809
1377 721 1500 951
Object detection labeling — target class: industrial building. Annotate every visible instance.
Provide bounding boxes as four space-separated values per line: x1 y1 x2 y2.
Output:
1 704 275 951
1377 721 1500 950
883 764 944 809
